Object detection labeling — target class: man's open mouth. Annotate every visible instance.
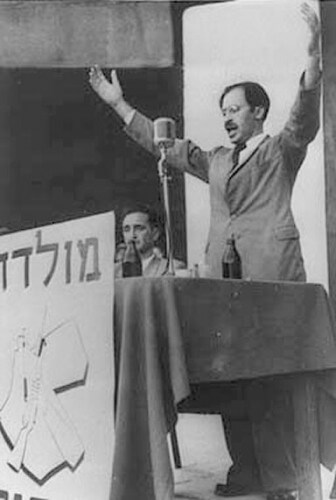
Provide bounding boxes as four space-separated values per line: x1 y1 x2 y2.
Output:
226 123 238 133
226 127 238 138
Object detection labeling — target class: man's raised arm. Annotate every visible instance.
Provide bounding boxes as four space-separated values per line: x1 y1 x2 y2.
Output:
88 66 211 182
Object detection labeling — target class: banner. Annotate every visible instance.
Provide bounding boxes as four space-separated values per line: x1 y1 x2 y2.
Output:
0 212 115 500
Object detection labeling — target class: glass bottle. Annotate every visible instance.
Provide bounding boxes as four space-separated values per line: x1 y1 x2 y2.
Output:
115 242 126 264
222 236 242 279
122 241 142 277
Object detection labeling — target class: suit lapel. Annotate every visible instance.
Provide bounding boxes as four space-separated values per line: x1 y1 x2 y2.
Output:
143 256 165 277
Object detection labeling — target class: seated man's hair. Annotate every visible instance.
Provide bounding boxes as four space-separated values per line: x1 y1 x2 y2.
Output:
120 203 161 229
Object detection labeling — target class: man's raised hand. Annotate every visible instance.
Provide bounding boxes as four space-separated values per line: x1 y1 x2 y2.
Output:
301 2 321 57
89 67 123 107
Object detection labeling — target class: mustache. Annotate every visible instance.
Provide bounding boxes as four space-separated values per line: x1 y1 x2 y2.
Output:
225 120 237 131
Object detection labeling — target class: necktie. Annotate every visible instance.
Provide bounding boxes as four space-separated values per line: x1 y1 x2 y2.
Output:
231 142 246 169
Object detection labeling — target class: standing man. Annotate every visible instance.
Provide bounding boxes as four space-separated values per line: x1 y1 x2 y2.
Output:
115 204 185 277
89 3 320 283
89 3 321 499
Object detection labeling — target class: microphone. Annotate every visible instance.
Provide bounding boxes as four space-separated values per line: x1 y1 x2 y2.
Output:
153 118 176 149
153 118 175 275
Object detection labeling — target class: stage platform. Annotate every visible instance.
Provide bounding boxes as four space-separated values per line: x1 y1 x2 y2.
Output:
173 414 335 500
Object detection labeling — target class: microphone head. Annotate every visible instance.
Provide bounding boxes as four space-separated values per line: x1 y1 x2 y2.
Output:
153 118 176 148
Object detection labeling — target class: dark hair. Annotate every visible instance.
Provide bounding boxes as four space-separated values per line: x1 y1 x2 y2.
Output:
219 81 270 121
121 203 161 229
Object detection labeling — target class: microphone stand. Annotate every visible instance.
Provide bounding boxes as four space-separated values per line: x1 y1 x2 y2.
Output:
157 145 175 276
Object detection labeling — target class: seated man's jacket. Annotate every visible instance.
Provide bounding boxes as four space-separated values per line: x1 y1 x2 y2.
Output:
115 254 185 278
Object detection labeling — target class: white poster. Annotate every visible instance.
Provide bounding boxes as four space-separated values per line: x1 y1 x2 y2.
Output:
0 212 115 500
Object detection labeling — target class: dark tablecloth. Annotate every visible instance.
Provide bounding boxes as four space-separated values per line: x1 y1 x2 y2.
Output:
111 277 336 500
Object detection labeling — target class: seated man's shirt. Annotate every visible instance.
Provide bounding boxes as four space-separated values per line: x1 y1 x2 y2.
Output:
115 252 185 278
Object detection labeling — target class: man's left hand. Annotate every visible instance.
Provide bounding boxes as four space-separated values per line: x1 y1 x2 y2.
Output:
301 2 321 57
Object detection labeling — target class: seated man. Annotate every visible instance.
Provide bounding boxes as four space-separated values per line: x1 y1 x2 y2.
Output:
115 203 185 277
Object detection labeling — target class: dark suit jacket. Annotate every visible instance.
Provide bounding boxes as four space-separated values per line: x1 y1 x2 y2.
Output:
115 255 185 278
125 76 321 281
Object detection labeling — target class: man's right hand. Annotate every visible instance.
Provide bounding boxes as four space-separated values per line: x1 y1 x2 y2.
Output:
89 66 134 121
89 67 124 107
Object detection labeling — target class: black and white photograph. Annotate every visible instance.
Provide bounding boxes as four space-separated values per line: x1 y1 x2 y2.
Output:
0 1 335 499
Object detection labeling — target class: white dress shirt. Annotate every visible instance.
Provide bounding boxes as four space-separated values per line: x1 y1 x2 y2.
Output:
233 132 267 166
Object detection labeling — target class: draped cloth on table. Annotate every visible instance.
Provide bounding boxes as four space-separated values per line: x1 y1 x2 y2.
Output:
112 277 189 500
0 1 173 68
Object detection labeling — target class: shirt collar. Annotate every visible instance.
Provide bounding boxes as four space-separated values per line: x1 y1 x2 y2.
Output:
245 132 267 150
142 252 155 271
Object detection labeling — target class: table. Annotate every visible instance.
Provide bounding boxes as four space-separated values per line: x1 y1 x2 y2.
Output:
112 277 336 500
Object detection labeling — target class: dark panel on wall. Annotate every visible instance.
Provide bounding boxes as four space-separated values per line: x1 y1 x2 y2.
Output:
0 65 186 261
